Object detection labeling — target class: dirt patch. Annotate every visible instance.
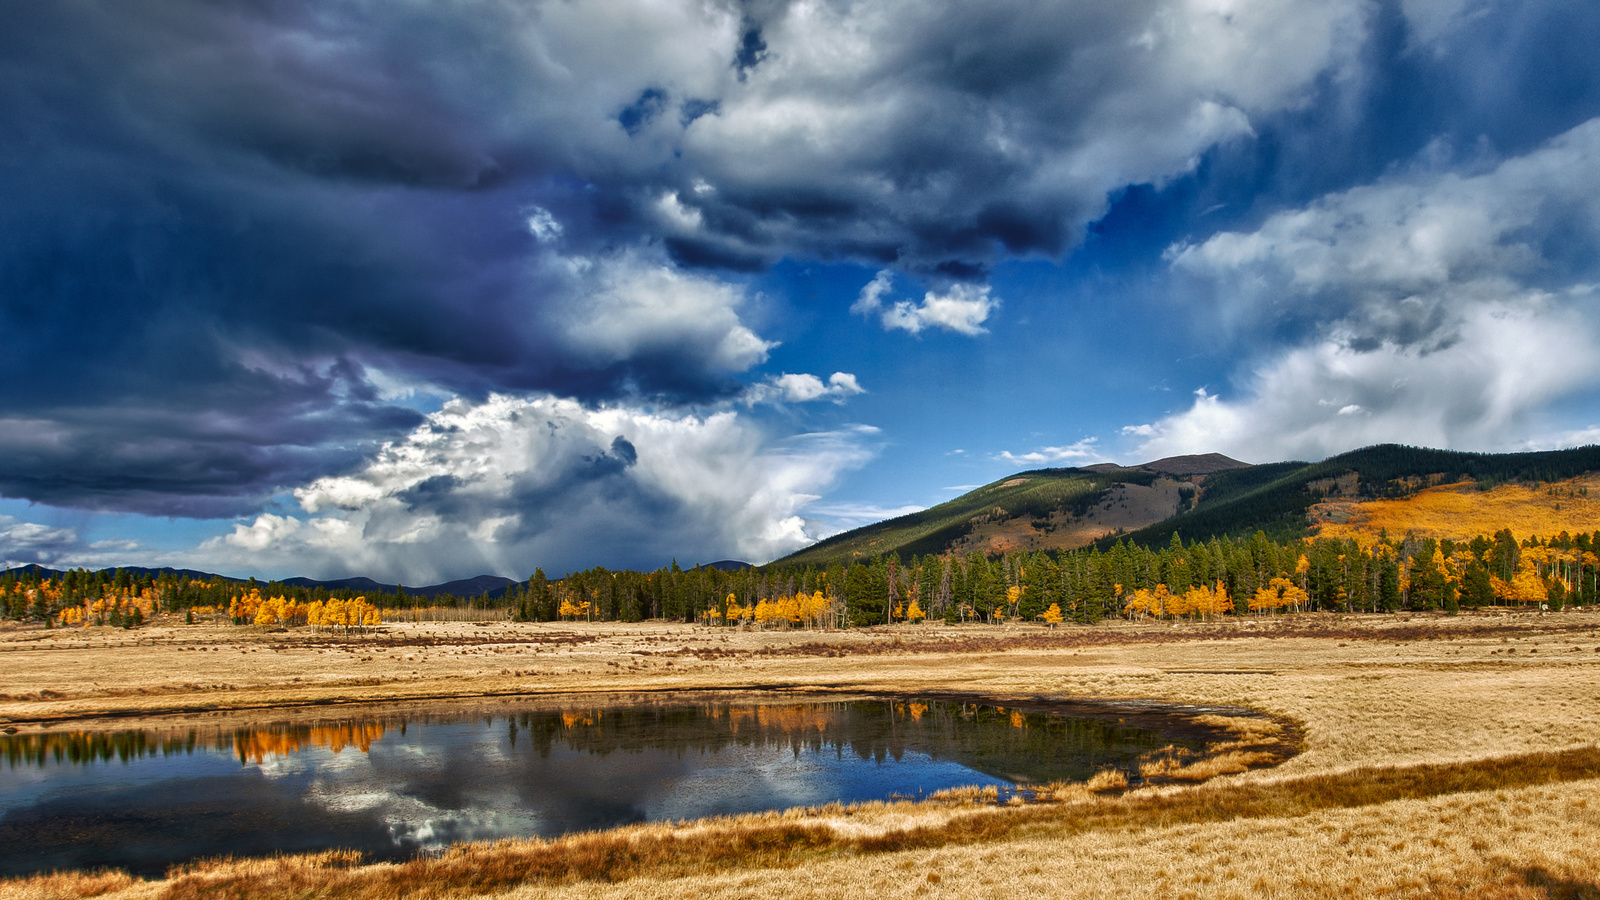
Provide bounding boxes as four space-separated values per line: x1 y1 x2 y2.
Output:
951 477 1186 554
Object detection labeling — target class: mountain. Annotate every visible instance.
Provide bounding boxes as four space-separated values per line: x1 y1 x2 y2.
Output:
776 444 1600 566
278 573 516 598
2 565 518 600
1105 443 1600 549
2 564 224 582
775 454 1248 567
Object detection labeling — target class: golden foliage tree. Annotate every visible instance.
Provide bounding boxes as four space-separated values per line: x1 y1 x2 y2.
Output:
1038 602 1063 628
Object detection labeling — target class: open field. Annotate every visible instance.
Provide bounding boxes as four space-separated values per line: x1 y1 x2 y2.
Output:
3 610 1600 899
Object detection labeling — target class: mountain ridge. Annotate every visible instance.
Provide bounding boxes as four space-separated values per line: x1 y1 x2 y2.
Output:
779 444 1600 567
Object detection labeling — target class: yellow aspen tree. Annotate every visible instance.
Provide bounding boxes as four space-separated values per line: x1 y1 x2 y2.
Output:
1039 602 1063 628
753 598 783 627
254 603 278 626
1210 580 1232 618
1123 588 1151 618
776 593 800 625
1005 584 1023 618
1277 576 1308 612
1507 566 1548 606
804 590 829 628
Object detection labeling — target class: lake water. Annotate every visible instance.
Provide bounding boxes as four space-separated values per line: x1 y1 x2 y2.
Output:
0 695 1211 877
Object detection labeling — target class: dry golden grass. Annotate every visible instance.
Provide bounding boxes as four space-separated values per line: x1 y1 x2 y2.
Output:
0 871 138 900
1312 473 1600 544
1085 768 1128 792
506 777 1600 900
927 785 1001 805
2 611 1599 898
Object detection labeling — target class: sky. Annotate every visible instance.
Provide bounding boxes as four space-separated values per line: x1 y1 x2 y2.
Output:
3 0 1600 583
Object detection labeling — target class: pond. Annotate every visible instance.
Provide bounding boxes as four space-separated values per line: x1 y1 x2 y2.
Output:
0 694 1230 877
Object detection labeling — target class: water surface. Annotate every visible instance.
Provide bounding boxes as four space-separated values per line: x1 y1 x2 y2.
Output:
0 695 1207 877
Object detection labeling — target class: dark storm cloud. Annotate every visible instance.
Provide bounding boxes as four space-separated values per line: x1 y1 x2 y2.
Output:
11 0 1590 522
0 0 768 515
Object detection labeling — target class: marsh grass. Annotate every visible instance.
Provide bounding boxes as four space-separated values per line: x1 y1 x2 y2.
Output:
18 745 1584 900
926 784 1000 804
1084 767 1129 791
0 870 136 900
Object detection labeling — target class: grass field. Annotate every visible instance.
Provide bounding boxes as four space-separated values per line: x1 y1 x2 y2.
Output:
3 610 1599 899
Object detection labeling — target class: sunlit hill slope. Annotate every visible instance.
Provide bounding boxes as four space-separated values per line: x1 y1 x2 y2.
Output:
776 454 1247 567
781 444 1600 567
1313 474 1600 547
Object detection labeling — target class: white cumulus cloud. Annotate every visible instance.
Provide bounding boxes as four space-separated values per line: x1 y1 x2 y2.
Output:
0 517 83 568
745 372 866 405
996 438 1108 466
189 394 878 582
852 272 996 336
1128 300 1599 462
1137 117 1600 462
551 247 775 374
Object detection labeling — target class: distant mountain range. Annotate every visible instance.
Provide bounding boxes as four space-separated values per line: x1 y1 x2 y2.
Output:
1 563 751 596
277 573 519 598
1 563 519 599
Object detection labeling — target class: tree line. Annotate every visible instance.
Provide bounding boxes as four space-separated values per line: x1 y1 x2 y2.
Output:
3 526 1592 631
488 526 1595 626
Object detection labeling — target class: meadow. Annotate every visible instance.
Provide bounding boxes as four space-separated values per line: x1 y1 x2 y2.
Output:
2 609 1599 899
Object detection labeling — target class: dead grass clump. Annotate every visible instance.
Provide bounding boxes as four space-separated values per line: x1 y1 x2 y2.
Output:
1086 767 1129 792
1036 780 1094 803
1160 750 1282 781
1139 740 1282 782
926 785 968 802
163 848 362 879
157 823 838 900
1139 756 1183 778
1192 713 1283 738
1137 744 1199 778
2 870 137 900
923 784 1000 805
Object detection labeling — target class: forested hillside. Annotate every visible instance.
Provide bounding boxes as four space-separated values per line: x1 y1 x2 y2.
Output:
1109 444 1600 548
777 454 1247 567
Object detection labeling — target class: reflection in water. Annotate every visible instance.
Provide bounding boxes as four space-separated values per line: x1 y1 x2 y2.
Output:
0 722 392 767
0 698 1203 878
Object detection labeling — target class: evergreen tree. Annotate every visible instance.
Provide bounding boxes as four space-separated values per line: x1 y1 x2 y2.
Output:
845 562 884 627
1460 560 1494 609
1377 554 1402 612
